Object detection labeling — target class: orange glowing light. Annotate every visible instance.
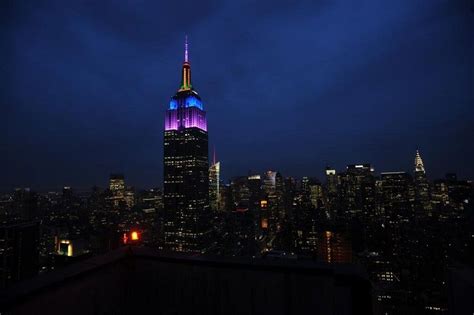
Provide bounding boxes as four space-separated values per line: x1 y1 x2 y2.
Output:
131 231 139 241
261 219 268 229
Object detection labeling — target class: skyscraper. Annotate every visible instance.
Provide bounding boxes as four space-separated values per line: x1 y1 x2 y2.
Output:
308 180 324 210
109 174 125 192
163 37 210 253
108 174 125 208
339 164 376 218
209 149 221 212
325 167 338 196
379 171 414 219
325 167 339 220
262 171 285 238
413 150 432 215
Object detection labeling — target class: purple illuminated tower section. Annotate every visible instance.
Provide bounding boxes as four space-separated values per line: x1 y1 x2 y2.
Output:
164 103 207 131
164 37 207 131
163 37 210 253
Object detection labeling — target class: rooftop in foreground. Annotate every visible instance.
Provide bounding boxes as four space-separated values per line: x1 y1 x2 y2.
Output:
1 246 372 314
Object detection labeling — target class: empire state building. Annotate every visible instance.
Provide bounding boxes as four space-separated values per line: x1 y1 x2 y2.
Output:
163 37 211 253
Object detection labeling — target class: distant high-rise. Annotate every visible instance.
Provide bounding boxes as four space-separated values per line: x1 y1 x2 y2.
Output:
414 150 425 173
209 149 221 212
308 180 323 210
325 167 339 220
263 171 285 237
301 177 310 193
247 175 262 213
339 164 376 218
413 150 432 214
301 177 323 209
379 171 414 219
109 174 125 192
163 37 210 253
317 231 352 264
124 189 135 209
12 188 37 220
108 174 125 208
231 176 250 211
325 167 338 195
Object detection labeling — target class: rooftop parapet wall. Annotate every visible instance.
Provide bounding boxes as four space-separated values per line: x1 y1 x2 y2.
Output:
1 246 371 315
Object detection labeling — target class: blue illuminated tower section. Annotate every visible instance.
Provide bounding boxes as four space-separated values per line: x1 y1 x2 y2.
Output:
163 37 210 253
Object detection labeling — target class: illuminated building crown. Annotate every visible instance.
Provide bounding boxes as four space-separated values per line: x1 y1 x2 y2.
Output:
164 36 207 132
414 150 425 173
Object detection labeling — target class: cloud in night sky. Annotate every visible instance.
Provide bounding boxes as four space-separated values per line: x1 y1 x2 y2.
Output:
1 0 473 190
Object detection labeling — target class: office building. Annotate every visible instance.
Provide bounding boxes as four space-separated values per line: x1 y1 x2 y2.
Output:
163 37 210 253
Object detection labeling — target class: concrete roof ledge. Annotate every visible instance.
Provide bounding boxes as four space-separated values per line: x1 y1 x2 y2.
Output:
1 246 372 315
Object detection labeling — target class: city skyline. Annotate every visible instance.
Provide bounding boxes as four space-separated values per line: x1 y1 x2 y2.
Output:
0 148 467 195
1 2 473 313
2 1 473 190
0 148 469 193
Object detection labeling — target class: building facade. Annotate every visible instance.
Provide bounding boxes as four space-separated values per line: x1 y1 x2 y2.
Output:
163 38 210 253
209 160 220 212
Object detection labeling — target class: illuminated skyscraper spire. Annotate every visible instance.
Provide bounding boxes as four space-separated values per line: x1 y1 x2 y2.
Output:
180 35 192 91
213 145 216 165
165 36 206 131
184 35 189 63
414 149 425 173
414 149 431 214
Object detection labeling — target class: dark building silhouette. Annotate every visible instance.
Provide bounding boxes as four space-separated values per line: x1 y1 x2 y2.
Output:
378 171 414 220
247 174 263 214
230 176 250 211
325 167 339 220
163 37 210 253
12 188 38 220
317 230 352 264
0 221 39 289
339 164 376 219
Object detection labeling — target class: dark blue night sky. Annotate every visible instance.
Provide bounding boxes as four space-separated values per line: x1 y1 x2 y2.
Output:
1 0 473 191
